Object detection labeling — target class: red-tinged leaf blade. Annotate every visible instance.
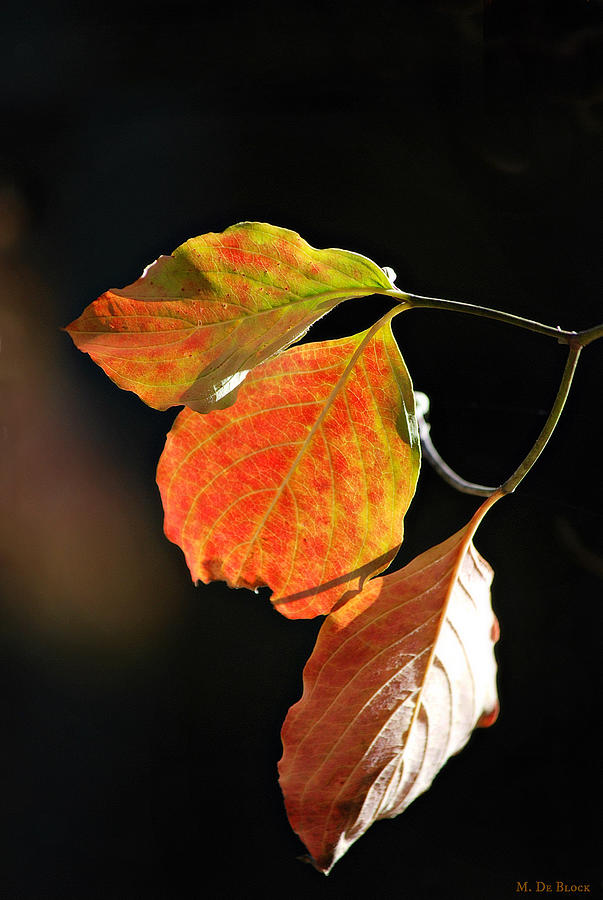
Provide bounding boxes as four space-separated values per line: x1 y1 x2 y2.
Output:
156 322 420 619
278 493 502 872
65 222 397 413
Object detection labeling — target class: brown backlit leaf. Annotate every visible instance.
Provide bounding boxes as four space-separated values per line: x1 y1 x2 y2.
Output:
66 222 397 412
278 493 501 871
156 321 420 619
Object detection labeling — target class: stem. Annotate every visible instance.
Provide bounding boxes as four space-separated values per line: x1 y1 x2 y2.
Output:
500 342 582 494
387 289 578 343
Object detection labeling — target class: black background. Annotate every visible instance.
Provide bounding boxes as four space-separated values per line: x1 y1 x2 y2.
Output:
1 1 602 898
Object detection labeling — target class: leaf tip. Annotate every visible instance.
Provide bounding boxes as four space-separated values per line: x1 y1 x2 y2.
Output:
477 699 500 729
296 853 331 875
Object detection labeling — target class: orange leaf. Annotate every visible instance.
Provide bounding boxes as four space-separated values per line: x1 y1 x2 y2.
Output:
65 222 396 412
156 322 420 619
278 494 501 871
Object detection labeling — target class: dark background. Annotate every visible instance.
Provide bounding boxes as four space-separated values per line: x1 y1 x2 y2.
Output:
1 1 602 898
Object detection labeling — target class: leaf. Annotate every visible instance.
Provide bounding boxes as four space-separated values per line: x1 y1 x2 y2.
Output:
156 321 420 619
278 494 501 872
65 222 397 413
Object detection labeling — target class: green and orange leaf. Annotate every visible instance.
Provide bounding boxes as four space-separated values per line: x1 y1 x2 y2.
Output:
156 321 420 619
278 493 501 871
66 222 398 413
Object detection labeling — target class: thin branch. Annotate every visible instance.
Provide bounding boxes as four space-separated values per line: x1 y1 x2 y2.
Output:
578 322 603 346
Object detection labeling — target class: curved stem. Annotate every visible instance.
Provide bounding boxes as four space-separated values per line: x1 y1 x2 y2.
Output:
417 345 582 498
415 392 496 497
500 342 582 494
421 429 496 497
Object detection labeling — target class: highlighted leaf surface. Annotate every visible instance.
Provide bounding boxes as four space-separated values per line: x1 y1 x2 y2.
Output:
278 495 501 871
66 222 396 412
156 324 420 619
